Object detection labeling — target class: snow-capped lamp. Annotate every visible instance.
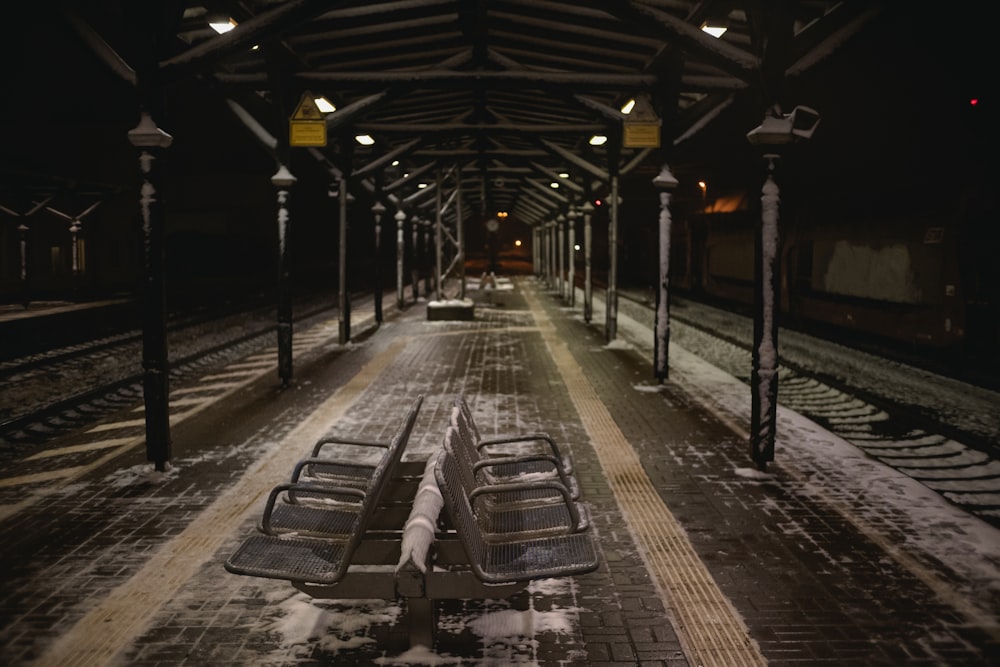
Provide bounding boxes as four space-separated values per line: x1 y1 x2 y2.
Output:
746 105 821 147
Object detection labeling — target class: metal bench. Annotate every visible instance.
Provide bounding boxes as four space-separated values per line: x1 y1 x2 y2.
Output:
449 401 581 503
452 394 573 475
223 394 423 585
444 424 590 539
433 446 599 584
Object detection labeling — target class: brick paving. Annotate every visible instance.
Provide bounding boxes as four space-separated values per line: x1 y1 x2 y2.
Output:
0 278 997 666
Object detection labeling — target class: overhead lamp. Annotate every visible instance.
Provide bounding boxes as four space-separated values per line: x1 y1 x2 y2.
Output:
314 97 336 113
355 134 375 145
209 18 237 34
621 98 636 114
550 182 560 188
589 135 608 146
558 172 569 178
701 24 727 38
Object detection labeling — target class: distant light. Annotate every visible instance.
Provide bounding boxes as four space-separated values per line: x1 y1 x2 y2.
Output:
497 211 509 218
314 97 336 113
391 160 400 166
970 98 979 106
621 98 636 114
594 199 603 207
589 135 608 146
355 134 375 145
210 18 237 34
550 182 560 188
698 180 707 190
558 172 570 178
574 243 581 251
701 24 727 38
418 183 428 189
514 239 522 247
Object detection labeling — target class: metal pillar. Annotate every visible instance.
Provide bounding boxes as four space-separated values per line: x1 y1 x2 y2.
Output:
128 112 173 470
18 223 29 307
605 175 619 342
411 216 420 303
751 155 781 467
653 165 679 381
271 165 296 386
582 201 594 322
372 200 386 323
567 205 577 307
557 214 566 299
434 176 443 301
338 177 350 345
395 209 406 307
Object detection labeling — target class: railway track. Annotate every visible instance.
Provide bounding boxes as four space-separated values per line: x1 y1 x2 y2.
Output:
615 289 1000 529
0 291 352 460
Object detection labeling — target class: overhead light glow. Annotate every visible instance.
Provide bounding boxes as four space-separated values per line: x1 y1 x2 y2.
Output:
550 182 559 188
514 239 522 247
314 97 336 113
391 160 400 166
558 172 569 178
621 98 636 114
210 18 237 34
701 24 727 38
418 183 428 189
355 134 375 145
589 135 608 146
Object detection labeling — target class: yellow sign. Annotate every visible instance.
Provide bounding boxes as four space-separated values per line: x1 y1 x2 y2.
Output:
289 120 327 147
289 92 327 146
291 93 323 120
624 122 660 148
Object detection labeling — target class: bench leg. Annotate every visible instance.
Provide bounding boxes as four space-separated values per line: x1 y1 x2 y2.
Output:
407 597 435 648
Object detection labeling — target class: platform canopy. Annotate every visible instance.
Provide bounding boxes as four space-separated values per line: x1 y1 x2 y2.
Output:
44 0 889 225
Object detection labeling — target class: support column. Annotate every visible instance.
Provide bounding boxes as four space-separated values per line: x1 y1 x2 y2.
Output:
567 205 577 307
128 112 173 470
395 209 406 308
18 223 29 308
372 200 386 323
338 177 350 345
434 175 443 301
411 216 420 303
750 155 781 467
582 201 594 322
557 214 566 299
653 165 679 381
271 165 296 386
605 175 619 342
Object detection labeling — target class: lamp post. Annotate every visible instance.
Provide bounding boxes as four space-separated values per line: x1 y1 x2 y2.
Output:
271 164 297 385
653 165 679 381
698 180 707 213
371 200 386 323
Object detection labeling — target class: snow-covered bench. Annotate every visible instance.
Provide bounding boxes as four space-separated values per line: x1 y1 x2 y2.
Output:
223 395 423 585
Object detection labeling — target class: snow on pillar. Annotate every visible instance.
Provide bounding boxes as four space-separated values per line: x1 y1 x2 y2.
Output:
605 175 620 342
652 165 679 381
371 200 386 323
128 112 173 470
567 205 577 307
557 213 566 298
395 209 406 308
271 165 297 385
581 200 594 322
751 156 781 466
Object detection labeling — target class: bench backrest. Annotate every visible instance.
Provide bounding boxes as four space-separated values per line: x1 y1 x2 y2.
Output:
434 445 487 571
366 394 423 510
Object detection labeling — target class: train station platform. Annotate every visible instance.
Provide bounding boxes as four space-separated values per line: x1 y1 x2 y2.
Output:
1 276 998 667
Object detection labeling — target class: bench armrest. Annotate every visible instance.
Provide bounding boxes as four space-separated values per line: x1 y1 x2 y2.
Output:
289 456 378 483
477 432 566 462
310 437 391 457
468 479 583 533
260 482 367 534
471 452 574 490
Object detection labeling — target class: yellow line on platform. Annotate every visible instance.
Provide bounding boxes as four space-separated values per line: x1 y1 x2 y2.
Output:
35 337 410 667
522 281 767 667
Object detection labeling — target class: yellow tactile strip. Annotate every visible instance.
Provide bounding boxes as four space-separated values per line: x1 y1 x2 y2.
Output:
522 282 768 667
